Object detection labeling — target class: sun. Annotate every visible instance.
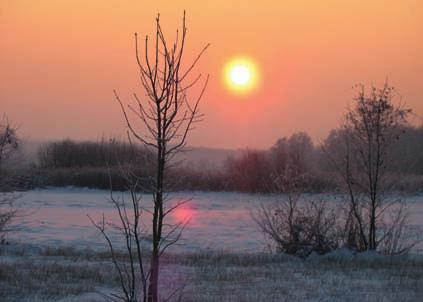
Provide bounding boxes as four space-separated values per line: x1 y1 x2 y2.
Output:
230 65 251 86
224 57 259 94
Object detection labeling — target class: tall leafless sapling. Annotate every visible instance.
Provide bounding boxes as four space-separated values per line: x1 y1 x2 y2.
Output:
324 83 414 252
94 12 208 302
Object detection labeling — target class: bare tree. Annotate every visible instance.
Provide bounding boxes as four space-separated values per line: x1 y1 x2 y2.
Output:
324 83 412 252
102 12 209 302
0 115 19 242
224 150 271 193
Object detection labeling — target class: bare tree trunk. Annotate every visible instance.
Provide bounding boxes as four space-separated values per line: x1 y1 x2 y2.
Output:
148 153 164 302
369 201 376 250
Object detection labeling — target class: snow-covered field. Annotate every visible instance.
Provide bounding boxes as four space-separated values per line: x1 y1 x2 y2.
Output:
1 244 423 302
13 188 423 253
16 188 267 252
1 188 423 301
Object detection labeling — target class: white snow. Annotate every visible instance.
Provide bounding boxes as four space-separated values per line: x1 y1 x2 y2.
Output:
10 188 423 253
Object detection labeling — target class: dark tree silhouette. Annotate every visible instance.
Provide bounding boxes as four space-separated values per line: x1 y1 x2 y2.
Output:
324 83 412 252
104 12 209 302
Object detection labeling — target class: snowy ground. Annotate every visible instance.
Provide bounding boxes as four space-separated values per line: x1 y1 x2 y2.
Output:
1 188 423 301
13 188 423 253
0 245 422 302
15 188 269 252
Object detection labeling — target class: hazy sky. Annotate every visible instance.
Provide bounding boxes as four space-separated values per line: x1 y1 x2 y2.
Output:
1 1 422 149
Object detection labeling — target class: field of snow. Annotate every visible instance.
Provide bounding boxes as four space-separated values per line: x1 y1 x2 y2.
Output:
1 244 423 302
13 188 423 253
2 188 423 301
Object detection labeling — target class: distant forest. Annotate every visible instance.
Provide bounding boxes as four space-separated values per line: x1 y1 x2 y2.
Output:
9 124 423 193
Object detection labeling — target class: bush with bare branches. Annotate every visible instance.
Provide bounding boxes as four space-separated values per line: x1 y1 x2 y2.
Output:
253 168 340 257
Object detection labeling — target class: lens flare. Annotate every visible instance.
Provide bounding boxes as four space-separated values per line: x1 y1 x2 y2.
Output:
172 205 195 224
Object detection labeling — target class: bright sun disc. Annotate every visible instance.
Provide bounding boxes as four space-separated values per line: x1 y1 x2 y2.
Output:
230 65 251 85
224 57 259 94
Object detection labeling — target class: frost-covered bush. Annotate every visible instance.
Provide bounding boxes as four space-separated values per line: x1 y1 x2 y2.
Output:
254 192 340 257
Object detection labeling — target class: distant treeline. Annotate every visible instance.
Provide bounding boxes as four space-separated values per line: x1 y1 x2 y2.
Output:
180 125 423 192
37 139 153 168
33 139 155 190
26 125 423 192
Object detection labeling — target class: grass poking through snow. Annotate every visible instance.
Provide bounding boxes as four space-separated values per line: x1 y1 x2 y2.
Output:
0 245 422 301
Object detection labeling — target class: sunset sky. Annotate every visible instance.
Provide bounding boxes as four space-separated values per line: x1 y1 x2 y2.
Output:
1 0 422 149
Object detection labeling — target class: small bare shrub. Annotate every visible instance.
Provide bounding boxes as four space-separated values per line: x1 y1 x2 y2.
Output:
254 198 339 257
253 169 340 257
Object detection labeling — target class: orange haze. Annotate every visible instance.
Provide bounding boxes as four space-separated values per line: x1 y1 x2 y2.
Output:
1 0 422 148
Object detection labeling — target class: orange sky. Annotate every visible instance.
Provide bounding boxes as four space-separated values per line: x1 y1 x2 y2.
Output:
1 0 422 149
